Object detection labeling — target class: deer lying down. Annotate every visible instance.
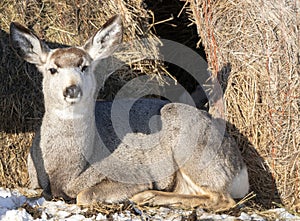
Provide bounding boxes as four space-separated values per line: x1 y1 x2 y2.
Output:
10 15 249 211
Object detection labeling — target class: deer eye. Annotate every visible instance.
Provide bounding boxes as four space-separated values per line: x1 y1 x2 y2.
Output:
49 68 58 75
81 65 88 72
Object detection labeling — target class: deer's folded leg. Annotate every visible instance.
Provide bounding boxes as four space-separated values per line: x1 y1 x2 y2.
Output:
131 190 236 212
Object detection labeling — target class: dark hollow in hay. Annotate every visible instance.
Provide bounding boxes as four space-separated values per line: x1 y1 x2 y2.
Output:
145 0 207 93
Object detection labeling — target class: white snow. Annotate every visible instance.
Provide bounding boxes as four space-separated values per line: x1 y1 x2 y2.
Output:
0 188 299 221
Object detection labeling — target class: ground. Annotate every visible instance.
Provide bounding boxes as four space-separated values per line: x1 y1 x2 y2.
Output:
0 188 298 221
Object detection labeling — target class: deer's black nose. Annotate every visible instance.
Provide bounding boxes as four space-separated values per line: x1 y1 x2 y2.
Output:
63 85 82 99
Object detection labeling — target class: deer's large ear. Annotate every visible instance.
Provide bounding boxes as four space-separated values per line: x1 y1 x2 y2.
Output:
83 15 123 61
10 22 49 65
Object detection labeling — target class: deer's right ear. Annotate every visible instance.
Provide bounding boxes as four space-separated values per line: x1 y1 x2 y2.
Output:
83 15 123 61
10 22 49 65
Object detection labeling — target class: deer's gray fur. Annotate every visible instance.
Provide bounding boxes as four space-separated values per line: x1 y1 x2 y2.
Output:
10 15 249 211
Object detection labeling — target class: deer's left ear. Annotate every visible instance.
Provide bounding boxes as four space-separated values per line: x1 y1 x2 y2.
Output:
84 15 123 61
10 22 49 65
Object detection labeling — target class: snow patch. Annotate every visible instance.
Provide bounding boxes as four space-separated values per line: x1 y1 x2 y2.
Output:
0 188 299 221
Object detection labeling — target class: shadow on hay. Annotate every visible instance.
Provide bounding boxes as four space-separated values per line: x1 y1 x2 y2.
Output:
226 121 282 209
0 29 44 133
0 29 41 187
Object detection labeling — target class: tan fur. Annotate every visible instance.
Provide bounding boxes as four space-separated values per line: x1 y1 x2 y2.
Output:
10 15 249 211
51 48 87 68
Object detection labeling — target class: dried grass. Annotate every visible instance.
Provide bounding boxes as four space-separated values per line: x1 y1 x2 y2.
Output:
184 0 299 209
0 0 164 187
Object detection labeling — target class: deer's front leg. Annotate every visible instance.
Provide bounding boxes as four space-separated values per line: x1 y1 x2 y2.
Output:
76 180 151 205
64 165 107 198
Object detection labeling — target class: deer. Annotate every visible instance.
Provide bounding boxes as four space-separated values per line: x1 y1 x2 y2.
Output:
10 15 249 211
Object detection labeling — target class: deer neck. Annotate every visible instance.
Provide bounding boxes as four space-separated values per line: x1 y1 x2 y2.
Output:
42 101 97 137
40 105 98 165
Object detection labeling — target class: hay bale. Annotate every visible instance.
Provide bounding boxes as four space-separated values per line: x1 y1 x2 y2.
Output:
0 0 163 187
185 0 299 209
